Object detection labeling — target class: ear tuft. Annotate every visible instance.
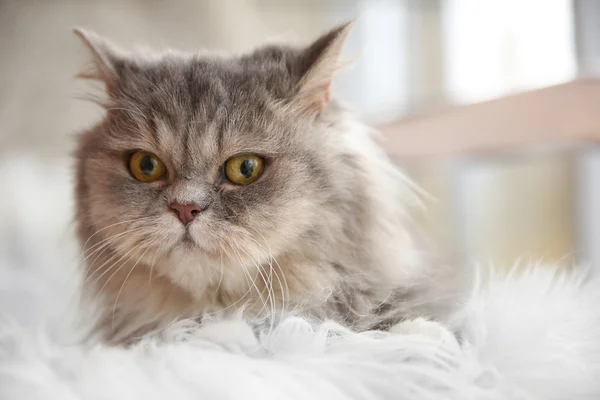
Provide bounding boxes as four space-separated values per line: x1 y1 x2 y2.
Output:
73 28 122 95
295 21 355 114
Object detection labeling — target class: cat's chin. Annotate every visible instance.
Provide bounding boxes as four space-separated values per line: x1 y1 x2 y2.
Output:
158 242 251 303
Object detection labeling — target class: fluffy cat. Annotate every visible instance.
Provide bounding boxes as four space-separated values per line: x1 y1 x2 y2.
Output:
73 23 463 343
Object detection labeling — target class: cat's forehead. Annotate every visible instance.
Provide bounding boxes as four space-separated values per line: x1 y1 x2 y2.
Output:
120 45 301 107
113 45 303 138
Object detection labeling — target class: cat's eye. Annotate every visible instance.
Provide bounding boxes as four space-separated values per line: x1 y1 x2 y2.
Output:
129 151 167 182
223 154 265 185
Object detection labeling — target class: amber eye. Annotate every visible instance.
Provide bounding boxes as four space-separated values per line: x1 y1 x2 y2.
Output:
129 151 167 182
223 154 265 185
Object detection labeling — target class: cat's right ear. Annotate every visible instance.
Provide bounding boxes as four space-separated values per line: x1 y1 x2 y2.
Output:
292 21 354 115
73 28 123 96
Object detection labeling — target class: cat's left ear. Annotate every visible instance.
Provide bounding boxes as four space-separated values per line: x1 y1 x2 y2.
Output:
294 21 354 114
73 28 124 96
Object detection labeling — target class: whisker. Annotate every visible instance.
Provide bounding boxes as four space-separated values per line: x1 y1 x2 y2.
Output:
230 244 267 315
88 241 145 294
242 228 289 325
111 240 156 329
238 245 274 324
82 227 142 262
84 247 122 287
82 228 145 285
203 240 262 318
81 218 144 252
148 237 167 287
212 248 225 297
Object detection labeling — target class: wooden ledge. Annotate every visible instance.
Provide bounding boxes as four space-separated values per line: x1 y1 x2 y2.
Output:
377 78 600 160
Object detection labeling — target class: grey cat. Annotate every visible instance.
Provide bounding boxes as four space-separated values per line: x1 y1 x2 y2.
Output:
73 23 464 344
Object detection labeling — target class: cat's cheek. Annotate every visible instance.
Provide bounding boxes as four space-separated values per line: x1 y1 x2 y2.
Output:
109 220 179 262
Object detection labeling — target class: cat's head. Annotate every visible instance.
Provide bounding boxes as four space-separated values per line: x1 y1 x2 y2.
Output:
74 23 374 299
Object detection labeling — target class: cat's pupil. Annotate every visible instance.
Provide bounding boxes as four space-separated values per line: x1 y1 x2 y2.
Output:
240 159 254 178
140 155 155 175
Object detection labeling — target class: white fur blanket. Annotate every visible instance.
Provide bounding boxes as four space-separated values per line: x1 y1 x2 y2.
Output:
1 257 600 399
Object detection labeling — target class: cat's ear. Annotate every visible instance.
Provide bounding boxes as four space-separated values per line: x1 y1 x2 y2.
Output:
294 21 354 114
73 28 124 96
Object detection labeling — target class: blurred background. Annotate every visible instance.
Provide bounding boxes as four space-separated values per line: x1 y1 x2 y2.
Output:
1 0 599 277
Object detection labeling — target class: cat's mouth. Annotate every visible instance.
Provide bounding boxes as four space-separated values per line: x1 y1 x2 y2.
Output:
178 230 213 253
169 231 223 261
181 231 196 245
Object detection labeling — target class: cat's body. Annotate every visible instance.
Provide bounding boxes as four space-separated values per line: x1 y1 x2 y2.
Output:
74 24 463 343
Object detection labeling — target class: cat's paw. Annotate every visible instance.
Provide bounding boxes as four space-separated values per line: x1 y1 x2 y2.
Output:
390 317 460 353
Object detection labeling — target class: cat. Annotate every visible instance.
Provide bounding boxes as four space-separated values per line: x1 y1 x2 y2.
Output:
73 22 465 344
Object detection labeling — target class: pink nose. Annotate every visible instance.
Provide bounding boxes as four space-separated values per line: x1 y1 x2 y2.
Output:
169 203 202 226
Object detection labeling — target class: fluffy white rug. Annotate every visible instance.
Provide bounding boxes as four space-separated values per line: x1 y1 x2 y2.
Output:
1 257 600 399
